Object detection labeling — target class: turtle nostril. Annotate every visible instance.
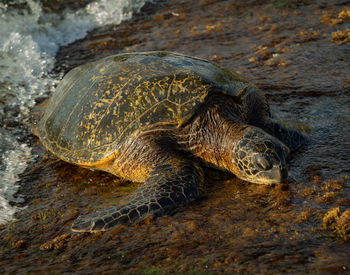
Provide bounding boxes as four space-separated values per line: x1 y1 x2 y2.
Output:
256 156 272 171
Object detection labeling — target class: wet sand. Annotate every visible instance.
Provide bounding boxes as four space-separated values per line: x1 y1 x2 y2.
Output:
1 1 350 274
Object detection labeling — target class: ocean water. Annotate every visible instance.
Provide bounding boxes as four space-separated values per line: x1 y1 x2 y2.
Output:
0 0 151 224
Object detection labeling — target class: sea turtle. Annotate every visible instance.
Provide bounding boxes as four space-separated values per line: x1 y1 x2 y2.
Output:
35 51 306 232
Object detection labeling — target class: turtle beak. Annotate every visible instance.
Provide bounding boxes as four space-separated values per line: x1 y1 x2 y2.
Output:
272 165 288 183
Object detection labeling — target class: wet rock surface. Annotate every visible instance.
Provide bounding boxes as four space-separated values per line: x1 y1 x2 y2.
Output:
1 1 350 274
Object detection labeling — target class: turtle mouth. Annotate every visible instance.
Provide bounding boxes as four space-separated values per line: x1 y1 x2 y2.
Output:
239 165 288 185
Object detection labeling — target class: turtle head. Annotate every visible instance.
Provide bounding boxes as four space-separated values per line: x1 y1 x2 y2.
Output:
231 128 290 184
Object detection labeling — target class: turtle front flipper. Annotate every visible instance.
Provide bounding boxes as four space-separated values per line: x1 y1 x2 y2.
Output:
71 161 204 232
263 120 309 153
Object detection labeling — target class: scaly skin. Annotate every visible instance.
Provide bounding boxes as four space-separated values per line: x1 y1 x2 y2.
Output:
72 160 203 232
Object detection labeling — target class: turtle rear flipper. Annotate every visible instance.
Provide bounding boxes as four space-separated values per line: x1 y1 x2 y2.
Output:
71 161 204 232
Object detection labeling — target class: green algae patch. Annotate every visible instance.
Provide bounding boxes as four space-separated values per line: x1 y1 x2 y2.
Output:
323 207 350 241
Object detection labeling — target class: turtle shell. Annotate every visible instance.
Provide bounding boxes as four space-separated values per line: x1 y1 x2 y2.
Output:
38 51 251 165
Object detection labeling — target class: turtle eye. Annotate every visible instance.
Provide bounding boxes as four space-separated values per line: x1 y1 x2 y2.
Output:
256 156 272 170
